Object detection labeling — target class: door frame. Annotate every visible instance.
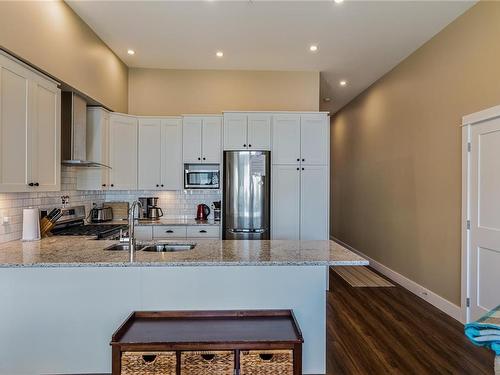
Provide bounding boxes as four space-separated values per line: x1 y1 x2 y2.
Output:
461 104 500 323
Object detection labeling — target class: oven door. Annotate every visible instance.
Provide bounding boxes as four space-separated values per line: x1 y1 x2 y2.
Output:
184 169 220 189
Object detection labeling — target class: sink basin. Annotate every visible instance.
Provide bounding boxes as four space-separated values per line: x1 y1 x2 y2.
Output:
142 243 196 252
105 243 146 251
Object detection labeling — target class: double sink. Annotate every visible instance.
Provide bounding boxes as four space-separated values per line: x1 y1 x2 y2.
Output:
105 242 196 252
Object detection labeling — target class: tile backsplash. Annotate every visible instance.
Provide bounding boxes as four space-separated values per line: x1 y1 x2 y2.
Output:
0 166 222 244
0 167 105 244
104 190 222 219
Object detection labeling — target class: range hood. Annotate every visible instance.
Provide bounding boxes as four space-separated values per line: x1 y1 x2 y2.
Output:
61 92 110 168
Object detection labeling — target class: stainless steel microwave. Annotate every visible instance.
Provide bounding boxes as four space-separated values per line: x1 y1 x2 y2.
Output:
184 164 220 189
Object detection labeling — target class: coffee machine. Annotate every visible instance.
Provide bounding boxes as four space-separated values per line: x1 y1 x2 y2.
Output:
138 197 163 220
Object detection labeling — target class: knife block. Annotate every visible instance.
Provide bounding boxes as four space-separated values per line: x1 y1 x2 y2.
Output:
40 217 55 238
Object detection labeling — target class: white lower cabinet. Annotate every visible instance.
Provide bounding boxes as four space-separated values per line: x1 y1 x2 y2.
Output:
300 165 329 240
272 164 328 240
272 165 301 240
135 225 220 241
0 52 60 193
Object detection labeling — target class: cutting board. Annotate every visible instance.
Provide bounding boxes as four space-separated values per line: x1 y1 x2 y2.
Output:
105 201 129 221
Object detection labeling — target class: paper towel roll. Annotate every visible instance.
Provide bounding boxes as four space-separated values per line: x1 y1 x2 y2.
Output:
22 207 40 241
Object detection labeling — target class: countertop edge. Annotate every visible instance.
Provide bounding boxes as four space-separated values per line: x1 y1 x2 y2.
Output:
0 260 369 268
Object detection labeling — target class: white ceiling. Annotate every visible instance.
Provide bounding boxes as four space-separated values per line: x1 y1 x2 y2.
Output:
67 0 474 113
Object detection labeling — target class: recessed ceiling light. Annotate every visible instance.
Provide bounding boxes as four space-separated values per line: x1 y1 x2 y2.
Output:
127 49 135 55
339 80 347 86
216 51 224 58
334 0 344 4
309 45 318 52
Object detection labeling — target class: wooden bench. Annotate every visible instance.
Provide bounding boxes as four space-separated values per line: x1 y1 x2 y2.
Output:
111 310 304 375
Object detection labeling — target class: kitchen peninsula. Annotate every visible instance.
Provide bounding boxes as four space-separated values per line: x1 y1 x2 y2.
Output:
0 238 366 375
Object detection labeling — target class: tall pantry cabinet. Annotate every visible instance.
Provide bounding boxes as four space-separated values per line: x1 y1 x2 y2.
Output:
271 113 329 240
0 52 60 193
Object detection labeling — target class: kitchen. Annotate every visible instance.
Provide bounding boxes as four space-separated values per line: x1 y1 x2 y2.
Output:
1 1 498 375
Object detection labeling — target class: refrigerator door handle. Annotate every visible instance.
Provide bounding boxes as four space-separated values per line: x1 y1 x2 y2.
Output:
228 228 266 234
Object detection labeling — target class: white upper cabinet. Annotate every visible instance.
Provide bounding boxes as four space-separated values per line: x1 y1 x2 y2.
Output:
223 113 271 150
224 114 247 150
248 114 271 150
0 53 60 193
183 116 221 163
31 79 60 191
300 165 329 240
272 113 329 166
161 118 182 190
109 114 137 190
300 115 329 165
202 117 222 163
138 117 182 190
272 114 301 164
138 118 162 190
182 117 202 163
77 108 110 191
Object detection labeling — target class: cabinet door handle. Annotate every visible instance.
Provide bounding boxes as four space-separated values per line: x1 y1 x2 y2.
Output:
302 158 305 162
302 167 304 170
198 157 201 160
243 144 247 148
297 158 300 162
28 183 34 187
166 230 174 233
156 184 159 187
34 182 39 187
199 230 207 233
110 184 114 187
102 184 106 187
202 157 206 160
161 184 164 187
248 144 252 148
296 168 299 171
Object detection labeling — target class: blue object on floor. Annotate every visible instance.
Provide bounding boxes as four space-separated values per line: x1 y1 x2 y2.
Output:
465 305 500 355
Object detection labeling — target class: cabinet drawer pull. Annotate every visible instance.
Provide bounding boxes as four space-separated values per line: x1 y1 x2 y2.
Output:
259 353 274 361
201 354 216 361
166 230 174 233
142 354 157 363
199 230 207 233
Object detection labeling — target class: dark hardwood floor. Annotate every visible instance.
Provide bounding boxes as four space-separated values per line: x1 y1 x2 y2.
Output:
326 267 494 375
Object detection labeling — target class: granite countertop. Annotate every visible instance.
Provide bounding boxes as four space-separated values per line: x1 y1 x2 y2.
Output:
0 237 367 268
135 218 220 226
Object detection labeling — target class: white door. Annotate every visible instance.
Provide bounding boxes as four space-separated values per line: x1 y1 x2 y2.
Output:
109 114 137 190
272 115 300 165
0 58 31 192
469 118 500 320
182 117 202 163
31 80 60 192
301 115 329 165
248 114 271 150
272 165 300 240
202 117 222 163
138 118 162 190
300 165 329 240
162 118 182 190
224 114 247 150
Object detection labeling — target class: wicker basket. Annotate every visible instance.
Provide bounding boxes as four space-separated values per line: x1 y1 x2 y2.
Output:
181 351 234 375
240 350 294 375
121 351 176 375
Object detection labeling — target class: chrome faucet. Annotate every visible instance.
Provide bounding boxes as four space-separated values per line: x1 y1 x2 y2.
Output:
128 200 143 260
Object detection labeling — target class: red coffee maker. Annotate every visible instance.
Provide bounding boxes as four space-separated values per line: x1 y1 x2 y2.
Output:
196 204 210 221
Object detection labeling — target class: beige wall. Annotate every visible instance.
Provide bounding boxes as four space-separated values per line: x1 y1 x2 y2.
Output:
129 68 319 115
0 1 128 112
331 1 500 305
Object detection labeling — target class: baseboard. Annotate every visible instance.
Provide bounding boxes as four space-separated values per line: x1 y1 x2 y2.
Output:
331 236 464 324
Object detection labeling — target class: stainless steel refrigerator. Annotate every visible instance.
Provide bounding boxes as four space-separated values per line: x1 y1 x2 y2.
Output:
223 151 270 240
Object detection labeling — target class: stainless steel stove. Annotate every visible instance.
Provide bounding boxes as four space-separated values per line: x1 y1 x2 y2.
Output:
50 206 127 240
